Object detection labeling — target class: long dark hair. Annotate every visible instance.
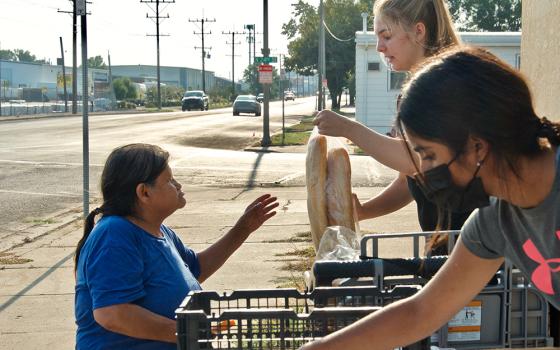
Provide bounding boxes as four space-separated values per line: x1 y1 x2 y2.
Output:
74 143 170 271
396 46 560 240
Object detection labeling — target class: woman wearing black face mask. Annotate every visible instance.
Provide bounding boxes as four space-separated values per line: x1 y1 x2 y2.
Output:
300 46 560 350
413 146 490 212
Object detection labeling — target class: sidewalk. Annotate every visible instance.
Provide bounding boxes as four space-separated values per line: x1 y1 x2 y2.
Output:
0 182 420 349
0 104 419 349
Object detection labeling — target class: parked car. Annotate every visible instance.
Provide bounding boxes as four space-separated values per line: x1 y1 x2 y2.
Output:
93 97 113 111
182 90 209 111
284 91 295 101
256 93 264 103
233 95 261 116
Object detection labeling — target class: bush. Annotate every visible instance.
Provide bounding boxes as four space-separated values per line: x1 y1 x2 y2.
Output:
117 100 137 110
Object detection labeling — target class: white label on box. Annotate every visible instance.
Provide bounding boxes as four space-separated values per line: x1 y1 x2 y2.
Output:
447 300 482 342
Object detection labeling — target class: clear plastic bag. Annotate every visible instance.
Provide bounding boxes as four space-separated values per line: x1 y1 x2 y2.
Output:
316 226 361 261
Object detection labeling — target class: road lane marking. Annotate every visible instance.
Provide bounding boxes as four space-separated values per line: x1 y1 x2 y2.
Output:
0 189 82 198
0 159 103 167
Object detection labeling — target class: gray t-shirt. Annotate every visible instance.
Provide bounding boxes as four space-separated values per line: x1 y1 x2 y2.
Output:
462 147 560 310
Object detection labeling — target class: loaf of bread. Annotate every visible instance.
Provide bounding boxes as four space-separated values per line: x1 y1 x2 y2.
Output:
326 147 355 232
306 134 329 250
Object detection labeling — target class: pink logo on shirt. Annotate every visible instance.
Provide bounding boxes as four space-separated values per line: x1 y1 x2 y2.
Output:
522 230 560 295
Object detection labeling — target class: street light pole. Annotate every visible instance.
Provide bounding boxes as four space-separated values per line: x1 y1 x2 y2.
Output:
77 0 90 217
280 54 285 145
59 37 68 113
73 0 78 114
261 0 271 147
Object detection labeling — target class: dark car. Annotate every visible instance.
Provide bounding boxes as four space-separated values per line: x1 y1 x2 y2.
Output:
182 90 209 111
256 93 264 103
233 95 261 116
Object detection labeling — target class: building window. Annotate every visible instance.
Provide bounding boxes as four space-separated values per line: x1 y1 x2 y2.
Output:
388 71 407 90
368 62 380 71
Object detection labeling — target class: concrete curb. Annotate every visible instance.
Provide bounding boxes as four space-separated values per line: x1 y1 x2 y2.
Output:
0 205 84 253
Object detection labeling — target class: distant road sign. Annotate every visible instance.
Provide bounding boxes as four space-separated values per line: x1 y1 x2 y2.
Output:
254 56 277 64
258 64 273 84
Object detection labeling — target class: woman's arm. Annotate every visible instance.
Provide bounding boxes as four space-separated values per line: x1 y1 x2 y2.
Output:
300 238 504 350
314 110 416 174
197 194 278 282
355 173 413 221
93 303 176 343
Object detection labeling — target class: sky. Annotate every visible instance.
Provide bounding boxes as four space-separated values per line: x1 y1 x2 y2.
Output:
0 0 320 79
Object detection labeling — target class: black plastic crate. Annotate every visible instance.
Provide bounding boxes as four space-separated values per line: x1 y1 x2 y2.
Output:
329 231 553 348
175 286 428 350
509 270 554 347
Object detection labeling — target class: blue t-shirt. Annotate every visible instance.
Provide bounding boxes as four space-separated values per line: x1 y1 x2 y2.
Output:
75 215 202 349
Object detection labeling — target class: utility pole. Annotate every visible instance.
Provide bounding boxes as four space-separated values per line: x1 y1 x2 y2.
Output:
57 1 78 114
318 0 326 111
222 30 243 98
75 0 90 217
244 24 254 65
280 54 285 146
296 73 299 97
253 25 257 68
261 0 271 146
141 0 174 110
107 51 115 107
59 37 69 113
190 17 214 93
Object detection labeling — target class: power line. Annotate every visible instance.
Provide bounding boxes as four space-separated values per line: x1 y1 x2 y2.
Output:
189 18 215 93
323 20 353 42
140 0 174 110
222 30 244 97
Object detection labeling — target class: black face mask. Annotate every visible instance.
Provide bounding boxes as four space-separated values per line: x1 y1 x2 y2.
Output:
415 155 490 213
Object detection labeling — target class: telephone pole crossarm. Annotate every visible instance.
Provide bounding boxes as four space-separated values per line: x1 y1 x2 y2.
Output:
222 30 245 98
190 18 215 92
141 0 175 110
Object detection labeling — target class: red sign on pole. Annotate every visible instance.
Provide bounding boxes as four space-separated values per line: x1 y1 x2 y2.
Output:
322 78 328 88
258 64 273 84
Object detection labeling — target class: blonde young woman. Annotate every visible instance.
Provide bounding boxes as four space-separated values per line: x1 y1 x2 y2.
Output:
315 0 469 250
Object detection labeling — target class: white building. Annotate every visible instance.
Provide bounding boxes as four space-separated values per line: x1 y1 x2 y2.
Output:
355 30 521 134
0 59 108 101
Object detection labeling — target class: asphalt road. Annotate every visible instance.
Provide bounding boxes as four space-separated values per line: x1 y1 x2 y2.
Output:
0 97 397 241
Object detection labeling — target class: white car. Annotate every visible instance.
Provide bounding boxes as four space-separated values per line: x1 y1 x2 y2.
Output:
284 91 295 101
233 95 261 116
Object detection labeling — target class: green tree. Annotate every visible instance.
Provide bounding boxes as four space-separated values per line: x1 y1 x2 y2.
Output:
242 63 260 95
0 49 16 61
145 85 185 107
242 64 282 99
87 55 107 69
208 84 232 105
13 49 38 62
6 49 47 63
112 77 137 100
282 0 368 108
447 0 521 31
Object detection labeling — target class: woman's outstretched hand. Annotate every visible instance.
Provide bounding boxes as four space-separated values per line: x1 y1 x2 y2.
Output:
313 110 353 137
233 194 279 236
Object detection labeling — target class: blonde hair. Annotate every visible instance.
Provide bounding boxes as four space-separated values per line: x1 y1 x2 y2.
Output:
374 0 460 56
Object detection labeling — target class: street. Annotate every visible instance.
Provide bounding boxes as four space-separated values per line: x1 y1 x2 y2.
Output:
0 98 410 350
0 97 397 250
